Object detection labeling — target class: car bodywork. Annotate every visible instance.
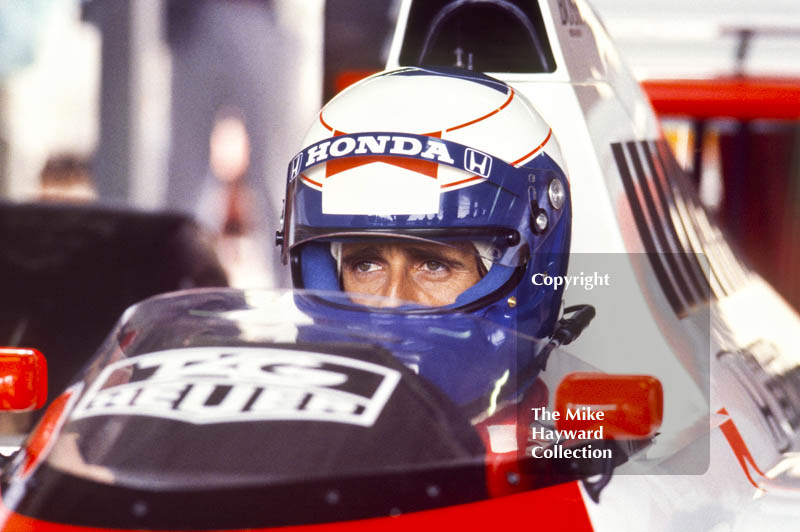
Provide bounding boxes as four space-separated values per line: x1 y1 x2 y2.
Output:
384 1 800 530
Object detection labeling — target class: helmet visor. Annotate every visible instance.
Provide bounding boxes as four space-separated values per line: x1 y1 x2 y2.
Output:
291 234 519 310
281 131 568 268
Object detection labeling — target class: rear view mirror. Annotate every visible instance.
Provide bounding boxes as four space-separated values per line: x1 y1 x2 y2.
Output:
555 372 663 439
0 348 47 411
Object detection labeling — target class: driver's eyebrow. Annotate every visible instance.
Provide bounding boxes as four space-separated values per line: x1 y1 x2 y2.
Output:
341 242 475 268
403 245 468 267
341 245 383 262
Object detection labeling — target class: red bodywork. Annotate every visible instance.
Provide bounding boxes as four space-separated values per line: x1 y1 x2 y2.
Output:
0 481 593 531
0 348 47 411
642 77 800 121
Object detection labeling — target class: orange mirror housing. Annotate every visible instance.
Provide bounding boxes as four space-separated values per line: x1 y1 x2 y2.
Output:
0 348 48 411
555 372 663 439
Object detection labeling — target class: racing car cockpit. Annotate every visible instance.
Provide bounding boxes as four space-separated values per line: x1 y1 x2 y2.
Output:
0 288 661 530
399 0 556 73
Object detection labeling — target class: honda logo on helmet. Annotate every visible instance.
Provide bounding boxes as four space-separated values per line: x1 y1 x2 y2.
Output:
289 153 304 180
464 148 492 178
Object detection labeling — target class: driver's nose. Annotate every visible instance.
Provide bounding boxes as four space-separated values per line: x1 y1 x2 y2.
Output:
379 268 416 307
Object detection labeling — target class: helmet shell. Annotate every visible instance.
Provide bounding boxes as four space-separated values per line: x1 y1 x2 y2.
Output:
279 67 573 405
299 67 566 207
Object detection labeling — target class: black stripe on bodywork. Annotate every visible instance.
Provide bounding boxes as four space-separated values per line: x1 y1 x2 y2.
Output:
651 141 730 298
656 141 742 296
612 142 685 316
643 140 712 303
626 141 698 308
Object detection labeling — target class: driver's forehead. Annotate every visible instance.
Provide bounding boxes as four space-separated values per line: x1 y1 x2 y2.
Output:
340 241 476 259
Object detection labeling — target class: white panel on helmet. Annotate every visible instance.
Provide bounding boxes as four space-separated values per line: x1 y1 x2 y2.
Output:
321 162 440 215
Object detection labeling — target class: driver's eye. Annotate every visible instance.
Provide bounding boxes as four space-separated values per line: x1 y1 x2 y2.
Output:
423 260 447 272
355 261 379 273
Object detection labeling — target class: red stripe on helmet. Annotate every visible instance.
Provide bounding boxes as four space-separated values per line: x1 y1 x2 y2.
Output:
446 89 516 133
300 174 322 187
440 175 483 189
511 128 552 166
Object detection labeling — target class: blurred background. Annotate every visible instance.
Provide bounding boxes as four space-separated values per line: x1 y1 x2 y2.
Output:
1 0 326 291
0 0 798 415
1 0 798 291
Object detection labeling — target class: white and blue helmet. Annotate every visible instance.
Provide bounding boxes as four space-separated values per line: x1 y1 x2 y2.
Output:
277 67 572 407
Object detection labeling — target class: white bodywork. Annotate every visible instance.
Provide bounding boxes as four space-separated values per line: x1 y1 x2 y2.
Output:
385 1 800 530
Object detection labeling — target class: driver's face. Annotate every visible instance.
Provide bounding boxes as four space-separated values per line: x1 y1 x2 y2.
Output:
340 241 483 307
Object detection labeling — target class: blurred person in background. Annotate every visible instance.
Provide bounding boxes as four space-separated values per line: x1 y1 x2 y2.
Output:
164 0 306 289
197 107 273 287
38 153 96 203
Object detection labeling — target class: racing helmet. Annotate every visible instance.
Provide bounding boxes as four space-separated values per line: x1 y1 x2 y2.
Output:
276 67 572 404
